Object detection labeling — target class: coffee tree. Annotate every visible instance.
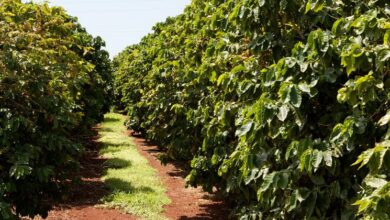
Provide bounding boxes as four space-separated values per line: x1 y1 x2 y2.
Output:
0 0 112 218
115 0 389 219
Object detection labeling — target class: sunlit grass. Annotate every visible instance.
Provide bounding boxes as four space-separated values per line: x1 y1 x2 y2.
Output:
98 113 170 220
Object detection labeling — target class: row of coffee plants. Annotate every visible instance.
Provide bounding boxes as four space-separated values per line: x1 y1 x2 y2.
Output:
0 0 112 218
115 0 389 219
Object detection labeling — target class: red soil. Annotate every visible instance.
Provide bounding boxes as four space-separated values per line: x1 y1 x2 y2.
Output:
38 207 136 220
129 132 231 220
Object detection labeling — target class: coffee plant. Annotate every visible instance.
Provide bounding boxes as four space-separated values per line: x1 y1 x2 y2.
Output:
115 0 389 219
0 0 112 218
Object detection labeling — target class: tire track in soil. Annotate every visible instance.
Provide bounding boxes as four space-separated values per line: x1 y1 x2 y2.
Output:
129 131 231 220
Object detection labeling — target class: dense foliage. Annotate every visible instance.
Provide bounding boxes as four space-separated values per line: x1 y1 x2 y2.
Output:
115 0 389 219
0 0 112 218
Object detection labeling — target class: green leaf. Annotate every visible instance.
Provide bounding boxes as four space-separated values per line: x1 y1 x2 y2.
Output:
217 73 228 86
235 121 254 137
299 149 312 172
384 29 390 45
378 49 390 63
305 2 312 14
332 18 345 35
299 61 309 72
353 148 374 169
352 44 364 57
277 105 289 122
244 168 260 185
279 84 302 108
231 65 246 74
287 190 298 212
337 87 350 104
285 141 298 160
290 85 302 108
311 150 323 171
259 0 266 7
354 199 371 213
310 175 325 185
305 192 318 218
210 71 217 82
297 188 311 202
364 176 387 188
323 151 333 167
285 57 297 68
353 141 390 172
298 82 311 94
378 110 390 126
9 164 32 180
305 0 325 13
257 172 276 200
277 171 290 188
171 104 184 114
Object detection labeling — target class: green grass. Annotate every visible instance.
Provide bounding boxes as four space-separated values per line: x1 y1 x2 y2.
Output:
98 113 170 220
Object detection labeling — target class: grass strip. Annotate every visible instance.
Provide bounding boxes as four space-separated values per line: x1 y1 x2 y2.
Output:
98 113 170 220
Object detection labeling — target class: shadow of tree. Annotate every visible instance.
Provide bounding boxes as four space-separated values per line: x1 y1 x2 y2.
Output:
47 125 137 211
99 143 127 154
178 201 231 220
99 127 114 133
104 158 132 169
104 116 121 123
104 178 154 194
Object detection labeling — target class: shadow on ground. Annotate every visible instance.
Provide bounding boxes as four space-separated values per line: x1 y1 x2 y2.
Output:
103 116 121 123
51 123 135 210
99 127 114 133
104 178 154 194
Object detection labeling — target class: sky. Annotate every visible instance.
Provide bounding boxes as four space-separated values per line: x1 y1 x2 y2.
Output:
32 0 191 58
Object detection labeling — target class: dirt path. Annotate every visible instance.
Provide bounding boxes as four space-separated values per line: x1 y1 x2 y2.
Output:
130 133 230 220
29 115 230 220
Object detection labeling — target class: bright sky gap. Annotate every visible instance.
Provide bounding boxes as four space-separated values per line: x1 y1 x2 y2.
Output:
26 0 191 58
